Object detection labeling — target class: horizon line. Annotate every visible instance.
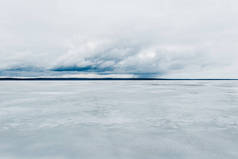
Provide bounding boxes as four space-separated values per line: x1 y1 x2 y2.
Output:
1 77 238 81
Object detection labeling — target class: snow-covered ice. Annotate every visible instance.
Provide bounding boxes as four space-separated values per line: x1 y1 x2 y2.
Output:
0 81 238 159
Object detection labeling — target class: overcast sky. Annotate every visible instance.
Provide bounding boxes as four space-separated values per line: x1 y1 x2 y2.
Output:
0 0 238 78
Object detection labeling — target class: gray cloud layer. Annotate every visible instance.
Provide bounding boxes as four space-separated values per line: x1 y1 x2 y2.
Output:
0 0 238 78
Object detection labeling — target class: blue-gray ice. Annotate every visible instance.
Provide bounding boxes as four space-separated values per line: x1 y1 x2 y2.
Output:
0 81 238 159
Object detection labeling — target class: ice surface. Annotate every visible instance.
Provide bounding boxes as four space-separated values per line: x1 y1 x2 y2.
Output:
0 81 238 159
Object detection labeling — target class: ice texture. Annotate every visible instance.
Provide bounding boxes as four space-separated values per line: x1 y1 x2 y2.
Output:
0 81 238 159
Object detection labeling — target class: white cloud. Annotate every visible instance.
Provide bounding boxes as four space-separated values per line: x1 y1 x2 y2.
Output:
0 0 238 78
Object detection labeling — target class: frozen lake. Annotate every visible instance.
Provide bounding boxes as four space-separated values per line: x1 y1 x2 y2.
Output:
0 80 238 159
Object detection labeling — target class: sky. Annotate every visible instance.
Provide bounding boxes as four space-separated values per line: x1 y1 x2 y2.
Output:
0 0 238 78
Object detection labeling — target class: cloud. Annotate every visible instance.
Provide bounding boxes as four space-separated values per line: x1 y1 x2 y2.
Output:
0 0 238 78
